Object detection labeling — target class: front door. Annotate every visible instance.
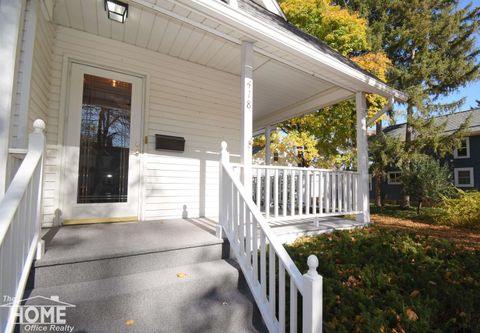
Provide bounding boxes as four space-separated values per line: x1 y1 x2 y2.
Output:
63 63 143 224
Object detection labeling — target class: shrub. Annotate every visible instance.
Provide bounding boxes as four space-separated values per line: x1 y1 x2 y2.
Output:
286 228 480 333
436 191 480 229
400 155 454 214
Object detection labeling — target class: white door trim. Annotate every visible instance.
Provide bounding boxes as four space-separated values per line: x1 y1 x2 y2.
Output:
60 61 145 223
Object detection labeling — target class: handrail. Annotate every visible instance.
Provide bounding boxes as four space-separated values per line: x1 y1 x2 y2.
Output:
232 163 359 174
223 159 305 292
0 120 46 333
218 142 322 333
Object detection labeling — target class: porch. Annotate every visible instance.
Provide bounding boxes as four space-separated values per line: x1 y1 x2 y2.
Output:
0 0 407 332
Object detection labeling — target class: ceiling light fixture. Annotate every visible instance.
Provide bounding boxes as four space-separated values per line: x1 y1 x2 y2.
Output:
104 0 128 23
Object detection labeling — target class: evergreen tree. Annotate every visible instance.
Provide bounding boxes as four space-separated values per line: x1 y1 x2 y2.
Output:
340 0 480 206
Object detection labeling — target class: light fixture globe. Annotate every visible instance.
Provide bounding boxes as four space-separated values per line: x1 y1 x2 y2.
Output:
104 0 128 23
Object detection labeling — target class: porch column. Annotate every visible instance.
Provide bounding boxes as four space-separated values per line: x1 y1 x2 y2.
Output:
0 0 26 197
265 125 271 165
355 92 370 223
241 41 254 195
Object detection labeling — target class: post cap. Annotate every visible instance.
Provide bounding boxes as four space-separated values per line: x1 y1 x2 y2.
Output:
221 141 228 151
33 119 46 133
307 255 319 276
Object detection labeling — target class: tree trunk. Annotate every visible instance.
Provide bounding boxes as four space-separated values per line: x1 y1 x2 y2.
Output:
401 102 414 208
374 173 382 207
375 121 383 207
417 199 422 215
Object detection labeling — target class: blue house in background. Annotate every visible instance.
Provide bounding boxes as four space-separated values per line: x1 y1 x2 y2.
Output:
371 108 480 202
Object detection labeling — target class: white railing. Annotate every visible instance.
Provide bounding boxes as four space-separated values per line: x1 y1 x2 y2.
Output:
0 120 46 333
232 164 360 222
219 142 322 333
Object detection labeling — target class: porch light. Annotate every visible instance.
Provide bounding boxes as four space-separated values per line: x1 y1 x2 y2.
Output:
104 0 128 23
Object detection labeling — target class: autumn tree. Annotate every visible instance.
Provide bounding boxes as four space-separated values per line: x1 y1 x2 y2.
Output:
268 0 391 169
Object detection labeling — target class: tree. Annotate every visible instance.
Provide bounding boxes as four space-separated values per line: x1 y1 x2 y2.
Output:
340 0 480 206
275 0 392 169
400 155 454 214
368 132 404 207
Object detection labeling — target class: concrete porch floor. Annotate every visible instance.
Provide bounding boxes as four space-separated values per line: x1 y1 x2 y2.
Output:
39 216 365 266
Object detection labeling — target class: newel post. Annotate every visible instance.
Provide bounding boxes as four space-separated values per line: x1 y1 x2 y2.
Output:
217 141 230 238
303 255 323 333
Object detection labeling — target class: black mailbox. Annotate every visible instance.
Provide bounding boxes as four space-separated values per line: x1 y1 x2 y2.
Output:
155 134 185 152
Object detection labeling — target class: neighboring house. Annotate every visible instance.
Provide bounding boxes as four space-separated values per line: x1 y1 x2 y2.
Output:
371 109 480 202
0 0 406 332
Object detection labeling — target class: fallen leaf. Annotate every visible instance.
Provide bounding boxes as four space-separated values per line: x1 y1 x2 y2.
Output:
176 272 187 278
428 280 437 286
409 289 420 298
406 308 418 321
125 319 134 326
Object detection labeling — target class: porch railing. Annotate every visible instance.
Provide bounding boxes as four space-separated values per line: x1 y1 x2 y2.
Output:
219 142 322 333
232 164 360 222
0 120 45 333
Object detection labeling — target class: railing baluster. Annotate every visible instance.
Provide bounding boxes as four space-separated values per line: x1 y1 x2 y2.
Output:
282 170 287 217
246 208 252 264
332 173 337 214
265 169 271 219
312 172 317 215
260 230 267 300
274 169 279 218
297 171 303 216
290 282 297 333
239 199 245 254
233 189 239 244
319 172 323 215
325 173 330 213
290 170 295 217
256 168 261 208
353 173 358 211
269 244 276 319
279 261 286 333
338 173 343 213
305 170 310 215
252 216 258 283
343 173 348 213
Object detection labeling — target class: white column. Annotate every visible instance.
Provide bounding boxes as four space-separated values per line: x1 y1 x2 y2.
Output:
265 125 271 165
0 0 26 197
355 92 370 223
241 41 254 195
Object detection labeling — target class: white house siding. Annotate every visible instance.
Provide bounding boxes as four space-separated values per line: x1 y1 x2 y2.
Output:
40 26 240 226
11 1 55 148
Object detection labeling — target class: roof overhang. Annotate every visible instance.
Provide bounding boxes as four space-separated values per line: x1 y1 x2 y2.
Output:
175 0 408 102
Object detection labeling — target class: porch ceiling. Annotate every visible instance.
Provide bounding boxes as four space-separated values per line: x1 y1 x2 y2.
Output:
52 0 356 130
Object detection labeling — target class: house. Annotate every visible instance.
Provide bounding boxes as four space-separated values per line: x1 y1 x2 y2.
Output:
371 108 480 202
0 0 406 332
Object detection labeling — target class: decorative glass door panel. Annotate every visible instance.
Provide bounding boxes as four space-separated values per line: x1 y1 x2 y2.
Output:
78 75 132 204
63 64 142 222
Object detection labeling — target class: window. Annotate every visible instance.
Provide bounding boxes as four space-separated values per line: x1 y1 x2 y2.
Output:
387 171 401 185
454 168 474 187
454 137 470 159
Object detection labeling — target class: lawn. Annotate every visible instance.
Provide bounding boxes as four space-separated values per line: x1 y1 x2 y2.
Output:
286 227 480 333
370 204 442 225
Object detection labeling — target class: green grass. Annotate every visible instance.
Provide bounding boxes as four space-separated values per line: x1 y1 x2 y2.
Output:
370 204 442 224
286 227 480 333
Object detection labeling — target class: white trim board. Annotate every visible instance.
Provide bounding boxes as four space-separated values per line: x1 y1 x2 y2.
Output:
454 137 470 159
454 167 474 188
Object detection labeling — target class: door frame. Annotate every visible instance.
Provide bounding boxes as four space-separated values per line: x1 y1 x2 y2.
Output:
58 58 147 224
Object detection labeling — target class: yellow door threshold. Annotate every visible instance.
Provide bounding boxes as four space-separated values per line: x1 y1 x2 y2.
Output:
63 216 138 225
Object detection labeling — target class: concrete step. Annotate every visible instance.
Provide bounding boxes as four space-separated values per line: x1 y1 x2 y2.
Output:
29 220 228 288
29 241 227 288
21 260 261 333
